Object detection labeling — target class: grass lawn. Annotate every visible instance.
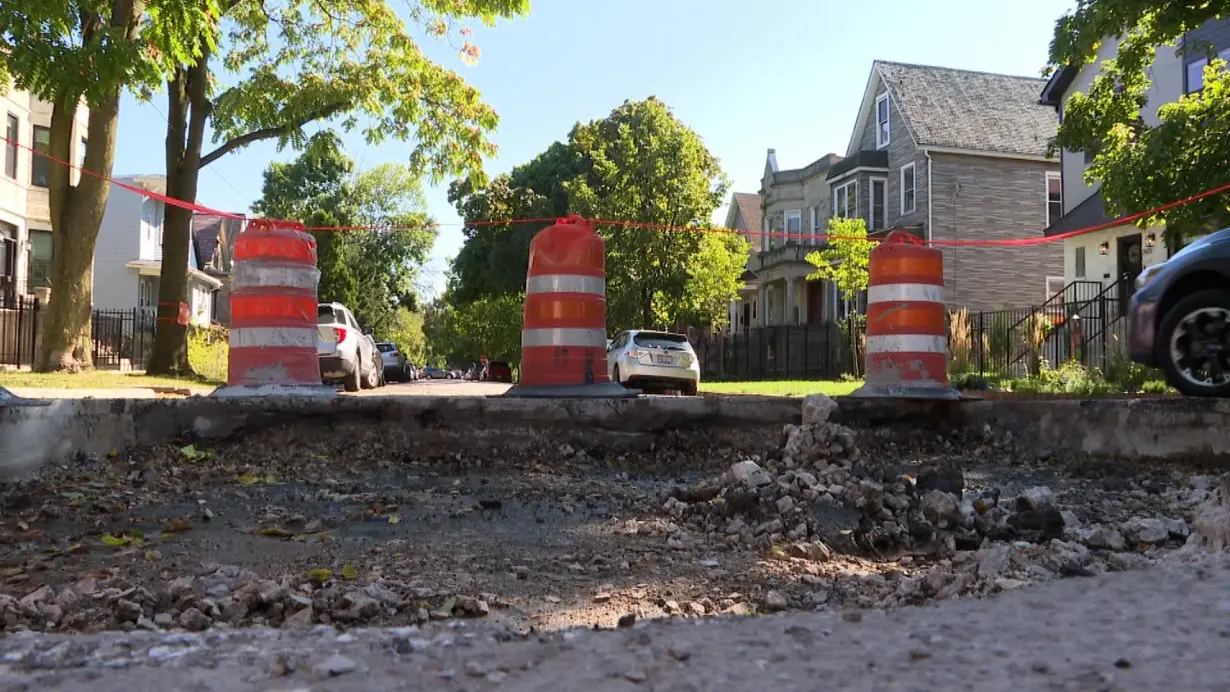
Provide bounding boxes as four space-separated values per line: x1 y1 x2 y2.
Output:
0 370 219 390
699 379 863 397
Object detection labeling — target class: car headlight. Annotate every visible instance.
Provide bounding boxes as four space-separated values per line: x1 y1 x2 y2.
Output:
1135 261 1167 290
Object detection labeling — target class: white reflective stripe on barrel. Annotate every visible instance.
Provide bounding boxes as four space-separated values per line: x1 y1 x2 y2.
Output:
229 326 318 349
866 283 945 305
865 334 947 355
521 327 608 349
232 262 322 291
525 274 605 296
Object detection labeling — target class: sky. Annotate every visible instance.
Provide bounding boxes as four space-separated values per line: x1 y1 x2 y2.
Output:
111 0 1076 300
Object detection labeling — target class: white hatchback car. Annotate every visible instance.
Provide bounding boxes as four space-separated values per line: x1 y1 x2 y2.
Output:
606 329 700 395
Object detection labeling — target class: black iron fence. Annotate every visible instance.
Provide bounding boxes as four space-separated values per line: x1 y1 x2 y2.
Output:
0 296 155 369
948 290 1130 380
691 323 854 381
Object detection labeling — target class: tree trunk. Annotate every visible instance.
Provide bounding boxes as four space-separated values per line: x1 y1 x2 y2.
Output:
147 54 210 375
35 0 144 372
35 93 125 371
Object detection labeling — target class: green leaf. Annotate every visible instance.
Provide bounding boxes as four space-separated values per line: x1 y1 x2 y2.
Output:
307 568 333 582
340 564 358 581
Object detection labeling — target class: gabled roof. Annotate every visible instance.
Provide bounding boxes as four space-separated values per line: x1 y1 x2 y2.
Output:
731 192 762 233
1043 189 1117 237
193 214 224 268
847 61 1059 159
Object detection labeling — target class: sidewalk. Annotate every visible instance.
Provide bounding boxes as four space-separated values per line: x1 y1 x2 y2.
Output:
4 386 211 399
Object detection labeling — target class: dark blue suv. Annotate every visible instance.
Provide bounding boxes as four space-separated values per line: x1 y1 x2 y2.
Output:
1127 227 1230 397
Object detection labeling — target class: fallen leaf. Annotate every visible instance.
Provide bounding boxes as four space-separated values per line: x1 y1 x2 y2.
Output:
144 550 162 561
387 514 400 525
17 521 28 532
340 564 358 581
179 445 214 462
438 596 457 615
60 492 84 501
307 568 332 582
100 534 130 547
254 527 292 538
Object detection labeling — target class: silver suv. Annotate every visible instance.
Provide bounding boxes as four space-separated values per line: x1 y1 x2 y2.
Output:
317 303 383 392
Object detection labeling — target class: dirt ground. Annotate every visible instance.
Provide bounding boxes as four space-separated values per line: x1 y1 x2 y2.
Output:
0 416 1218 636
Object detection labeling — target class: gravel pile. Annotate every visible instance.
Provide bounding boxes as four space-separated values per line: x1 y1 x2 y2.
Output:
661 394 1220 605
0 563 499 634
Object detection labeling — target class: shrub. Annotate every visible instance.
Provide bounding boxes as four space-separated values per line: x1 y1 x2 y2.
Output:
188 324 229 384
947 309 973 375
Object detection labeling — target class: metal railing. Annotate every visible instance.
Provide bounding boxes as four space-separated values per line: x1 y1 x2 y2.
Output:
691 323 854 381
0 296 155 369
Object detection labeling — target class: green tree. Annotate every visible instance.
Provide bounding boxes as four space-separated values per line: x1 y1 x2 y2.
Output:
251 131 436 335
146 0 530 375
1048 1 1230 242
386 306 428 365
668 231 751 331
446 141 584 303
424 291 522 365
0 0 216 371
806 217 873 377
564 97 735 330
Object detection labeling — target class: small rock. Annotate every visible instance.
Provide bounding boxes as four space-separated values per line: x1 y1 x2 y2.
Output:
1122 517 1169 544
178 607 211 632
915 468 964 495
1017 486 1055 511
730 460 772 487
314 654 358 677
801 394 838 425
617 613 636 628
114 599 142 623
762 590 788 612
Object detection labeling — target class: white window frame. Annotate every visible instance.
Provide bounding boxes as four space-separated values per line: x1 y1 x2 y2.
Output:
874 92 891 149
899 163 916 215
869 177 887 231
833 180 857 219
784 209 802 242
762 215 770 251
1074 245 1086 279
1046 171 1063 227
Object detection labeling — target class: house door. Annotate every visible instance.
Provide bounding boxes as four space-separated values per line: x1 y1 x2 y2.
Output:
1116 234 1143 317
806 280 824 325
742 302 751 332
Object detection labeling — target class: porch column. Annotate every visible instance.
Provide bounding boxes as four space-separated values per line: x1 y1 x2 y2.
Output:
759 284 769 327
785 278 796 324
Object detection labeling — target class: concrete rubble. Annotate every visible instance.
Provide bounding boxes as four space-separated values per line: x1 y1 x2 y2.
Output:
1 392 1230 688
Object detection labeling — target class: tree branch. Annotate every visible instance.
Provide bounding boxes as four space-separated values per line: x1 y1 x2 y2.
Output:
198 101 349 168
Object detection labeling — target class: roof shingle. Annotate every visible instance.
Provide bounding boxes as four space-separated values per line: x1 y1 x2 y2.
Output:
876 61 1058 157
733 192 762 233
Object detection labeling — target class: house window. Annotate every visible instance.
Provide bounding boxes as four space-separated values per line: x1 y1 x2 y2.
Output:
138 275 159 309
1074 245 1086 278
78 137 87 170
142 198 161 243
784 210 802 241
833 181 856 219
27 229 52 291
870 179 886 231
1186 49 1230 93
875 92 890 149
1046 171 1063 226
3 114 16 179
899 163 916 215
31 125 50 187
762 215 771 251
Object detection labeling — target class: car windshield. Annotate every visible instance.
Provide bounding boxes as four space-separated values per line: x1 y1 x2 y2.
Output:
633 332 690 350
376 343 395 353
317 305 339 325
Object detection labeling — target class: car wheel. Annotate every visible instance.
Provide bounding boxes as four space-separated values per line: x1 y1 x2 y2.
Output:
613 366 623 387
361 360 378 389
1156 289 1230 397
681 381 698 396
344 365 361 393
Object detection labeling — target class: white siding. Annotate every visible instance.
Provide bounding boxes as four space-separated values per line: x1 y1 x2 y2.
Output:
92 184 144 311
1059 37 1184 215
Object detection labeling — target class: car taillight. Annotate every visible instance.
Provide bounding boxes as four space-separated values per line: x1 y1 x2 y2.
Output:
333 327 347 343
628 348 648 360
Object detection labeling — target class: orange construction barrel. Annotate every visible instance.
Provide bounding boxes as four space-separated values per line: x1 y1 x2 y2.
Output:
211 218 335 398
850 231 960 400
504 215 636 398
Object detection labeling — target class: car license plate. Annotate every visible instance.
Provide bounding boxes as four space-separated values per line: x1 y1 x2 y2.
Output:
653 354 673 365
